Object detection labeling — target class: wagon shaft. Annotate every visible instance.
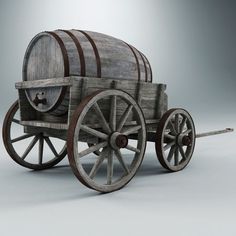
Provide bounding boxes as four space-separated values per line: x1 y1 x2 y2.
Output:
196 128 234 138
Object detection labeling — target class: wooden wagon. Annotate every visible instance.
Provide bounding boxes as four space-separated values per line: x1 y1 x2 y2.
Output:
2 30 232 192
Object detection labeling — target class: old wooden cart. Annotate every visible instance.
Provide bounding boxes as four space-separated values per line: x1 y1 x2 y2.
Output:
2 30 233 192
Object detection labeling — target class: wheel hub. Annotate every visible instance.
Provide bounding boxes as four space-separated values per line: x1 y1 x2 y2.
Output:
177 134 192 146
110 132 128 149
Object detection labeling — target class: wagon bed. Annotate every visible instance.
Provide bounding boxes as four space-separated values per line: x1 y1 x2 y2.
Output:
15 76 167 139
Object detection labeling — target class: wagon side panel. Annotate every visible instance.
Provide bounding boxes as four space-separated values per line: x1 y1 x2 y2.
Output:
78 77 167 127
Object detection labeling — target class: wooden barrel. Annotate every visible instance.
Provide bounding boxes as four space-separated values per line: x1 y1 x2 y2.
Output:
23 29 152 115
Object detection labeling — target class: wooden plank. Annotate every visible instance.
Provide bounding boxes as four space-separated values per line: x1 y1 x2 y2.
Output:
18 89 37 121
15 77 72 89
79 76 167 122
155 84 167 119
41 112 68 123
21 120 68 130
25 126 68 141
68 78 83 121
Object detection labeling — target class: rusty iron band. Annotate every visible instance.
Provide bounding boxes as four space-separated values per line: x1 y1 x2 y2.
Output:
137 49 148 82
77 30 101 78
124 43 141 81
141 52 152 83
45 31 69 114
46 31 70 77
59 30 86 76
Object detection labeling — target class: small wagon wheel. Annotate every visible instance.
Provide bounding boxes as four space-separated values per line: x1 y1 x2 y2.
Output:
2 101 67 170
67 89 146 192
155 108 196 172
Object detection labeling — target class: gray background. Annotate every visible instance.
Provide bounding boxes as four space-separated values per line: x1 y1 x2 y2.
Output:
0 0 236 235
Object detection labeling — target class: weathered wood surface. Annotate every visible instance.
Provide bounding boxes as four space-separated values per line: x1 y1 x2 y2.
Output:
21 120 68 130
196 128 234 138
18 89 37 121
24 126 68 141
22 30 152 115
16 76 167 141
68 77 167 122
15 77 72 89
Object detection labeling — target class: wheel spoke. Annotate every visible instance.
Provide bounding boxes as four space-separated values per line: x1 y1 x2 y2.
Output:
12 118 20 124
89 148 108 179
44 137 59 157
93 102 111 133
164 133 175 140
107 149 113 185
81 125 108 140
174 146 179 166
168 120 177 135
21 135 39 160
125 145 140 153
164 141 175 151
167 145 176 162
179 146 187 161
78 141 108 158
117 105 133 132
179 117 187 133
11 133 35 143
110 95 116 132
175 114 180 133
38 136 44 165
115 149 130 174
183 129 192 135
122 125 141 135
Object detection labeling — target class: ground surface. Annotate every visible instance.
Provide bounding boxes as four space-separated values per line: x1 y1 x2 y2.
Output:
0 122 236 236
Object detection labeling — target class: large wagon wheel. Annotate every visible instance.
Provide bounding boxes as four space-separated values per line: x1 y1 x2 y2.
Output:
2 101 67 170
155 108 196 172
67 89 146 192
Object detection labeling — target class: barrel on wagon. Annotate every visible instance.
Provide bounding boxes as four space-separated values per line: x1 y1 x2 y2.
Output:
22 30 152 115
